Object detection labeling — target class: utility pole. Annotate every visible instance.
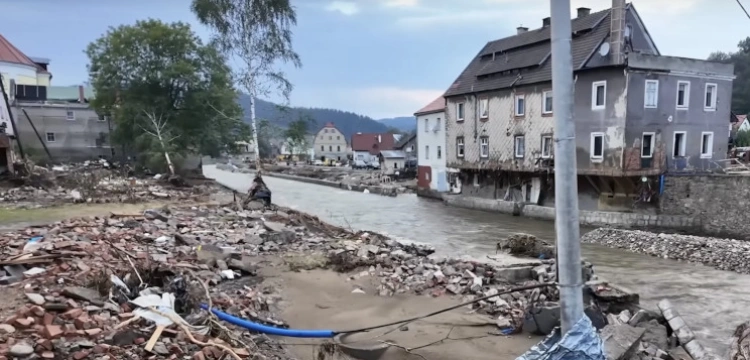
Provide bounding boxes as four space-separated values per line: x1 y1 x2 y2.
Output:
550 0 583 334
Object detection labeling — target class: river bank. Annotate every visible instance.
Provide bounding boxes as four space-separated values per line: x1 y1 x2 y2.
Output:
583 228 750 275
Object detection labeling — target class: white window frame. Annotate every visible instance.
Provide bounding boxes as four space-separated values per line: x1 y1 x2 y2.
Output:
514 135 525 158
66 110 75 121
541 135 553 158
435 118 441 132
591 81 606 110
672 131 687 158
700 131 714 159
46 132 56 142
425 145 430 160
590 132 605 162
644 79 659 108
640 132 655 158
704 83 717 111
542 91 553 114
456 137 465 158
479 136 489 158
479 98 489 119
514 94 525 116
676 81 690 110
456 103 465 121
424 118 429 132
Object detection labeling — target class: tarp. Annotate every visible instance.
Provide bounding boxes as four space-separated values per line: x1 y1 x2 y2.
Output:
516 315 605 360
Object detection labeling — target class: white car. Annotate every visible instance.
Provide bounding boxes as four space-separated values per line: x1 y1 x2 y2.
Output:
313 160 324 166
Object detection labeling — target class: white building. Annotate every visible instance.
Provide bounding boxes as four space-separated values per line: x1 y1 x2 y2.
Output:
415 96 448 192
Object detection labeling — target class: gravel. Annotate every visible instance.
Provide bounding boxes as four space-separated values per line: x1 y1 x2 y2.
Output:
582 228 750 274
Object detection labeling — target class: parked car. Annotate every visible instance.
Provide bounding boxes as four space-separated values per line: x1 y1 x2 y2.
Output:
313 160 324 166
352 159 368 169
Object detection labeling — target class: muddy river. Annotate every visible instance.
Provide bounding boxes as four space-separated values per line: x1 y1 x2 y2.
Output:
204 165 748 353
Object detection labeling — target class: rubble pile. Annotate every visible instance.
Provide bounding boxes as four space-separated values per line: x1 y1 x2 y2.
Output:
583 228 750 274
0 161 214 209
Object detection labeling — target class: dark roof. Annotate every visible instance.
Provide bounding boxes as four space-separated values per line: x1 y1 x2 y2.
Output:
444 7 614 97
351 133 395 155
0 34 49 74
415 96 445 116
395 131 416 149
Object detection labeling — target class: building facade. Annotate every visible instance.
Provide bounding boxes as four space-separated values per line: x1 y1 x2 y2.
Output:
415 97 448 192
313 122 348 161
443 0 733 212
351 133 396 165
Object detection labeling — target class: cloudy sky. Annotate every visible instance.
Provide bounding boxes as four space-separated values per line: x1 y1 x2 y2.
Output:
1 0 745 118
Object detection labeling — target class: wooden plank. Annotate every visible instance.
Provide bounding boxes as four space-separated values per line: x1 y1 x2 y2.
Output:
144 325 165 352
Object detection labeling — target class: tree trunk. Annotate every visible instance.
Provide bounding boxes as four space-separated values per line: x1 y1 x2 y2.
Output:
249 94 262 175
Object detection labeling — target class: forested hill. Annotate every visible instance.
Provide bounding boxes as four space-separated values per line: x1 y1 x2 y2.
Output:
240 94 389 139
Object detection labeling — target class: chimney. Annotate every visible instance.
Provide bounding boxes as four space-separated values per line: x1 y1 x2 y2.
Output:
78 85 85 103
516 26 528 34
610 0 626 64
577 7 591 17
542 17 551 27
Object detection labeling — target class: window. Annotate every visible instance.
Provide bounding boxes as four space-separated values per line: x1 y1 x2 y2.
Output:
329 145 332 152
424 118 429 132
320 145 324 151
97 113 109 122
437 146 442 159
644 80 659 108
425 145 430 160
328 136 332 140
591 81 606 110
456 103 465 121
704 83 717 111
542 91 553 114
456 137 465 158
479 98 489 119
46 132 55 142
641 132 655 158
514 136 525 158
541 135 553 158
700 132 714 159
590 133 604 161
337 136 340 140
480 136 489 158
672 131 686 158
66 110 75 120
319 136 323 140
324 129 328 133
676 81 690 109
337 145 341 152
435 118 441 131
514 94 525 116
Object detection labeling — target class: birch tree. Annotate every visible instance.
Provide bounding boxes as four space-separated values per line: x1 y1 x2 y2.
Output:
191 0 302 174
141 111 179 175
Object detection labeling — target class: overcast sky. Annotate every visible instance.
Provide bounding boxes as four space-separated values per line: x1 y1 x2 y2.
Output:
1 0 745 118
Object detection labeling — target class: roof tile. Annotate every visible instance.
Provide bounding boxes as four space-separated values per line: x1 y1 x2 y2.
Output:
0 34 48 73
415 96 445 115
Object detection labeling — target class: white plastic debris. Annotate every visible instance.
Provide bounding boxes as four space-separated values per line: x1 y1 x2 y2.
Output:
220 270 236 279
131 293 177 326
110 275 130 291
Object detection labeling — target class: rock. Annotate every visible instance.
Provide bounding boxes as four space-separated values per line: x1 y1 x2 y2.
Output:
143 209 168 222
497 233 556 259
523 303 561 335
351 288 366 294
0 323 16 334
62 286 103 306
600 324 645 360
25 292 46 305
9 343 34 357
637 319 668 350
263 221 286 232
152 343 170 355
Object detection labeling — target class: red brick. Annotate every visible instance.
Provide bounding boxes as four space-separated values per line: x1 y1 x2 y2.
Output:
62 308 83 320
41 351 55 359
134 337 146 345
192 352 206 360
92 344 110 354
43 325 63 339
36 339 54 351
29 306 45 317
84 328 102 336
72 350 90 359
74 316 91 330
117 312 134 319
13 317 33 328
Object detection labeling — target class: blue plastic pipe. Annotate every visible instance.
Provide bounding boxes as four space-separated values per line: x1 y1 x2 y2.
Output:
200 304 335 338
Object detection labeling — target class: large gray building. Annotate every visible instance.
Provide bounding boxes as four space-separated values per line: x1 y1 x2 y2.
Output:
11 85 112 163
443 0 734 211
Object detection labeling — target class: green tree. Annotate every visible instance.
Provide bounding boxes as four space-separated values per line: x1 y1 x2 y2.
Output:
736 129 750 147
284 114 312 159
191 0 302 174
86 19 250 172
709 37 750 114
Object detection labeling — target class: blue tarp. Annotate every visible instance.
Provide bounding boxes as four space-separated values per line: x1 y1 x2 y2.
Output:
516 316 605 360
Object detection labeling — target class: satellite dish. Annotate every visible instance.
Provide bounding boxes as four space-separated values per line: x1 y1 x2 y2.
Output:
598 42 610 56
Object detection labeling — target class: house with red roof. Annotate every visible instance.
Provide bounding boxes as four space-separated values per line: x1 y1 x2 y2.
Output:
415 96 448 192
351 132 396 165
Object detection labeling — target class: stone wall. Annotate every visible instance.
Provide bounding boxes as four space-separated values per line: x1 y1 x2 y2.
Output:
661 174 750 239
443 194 699 230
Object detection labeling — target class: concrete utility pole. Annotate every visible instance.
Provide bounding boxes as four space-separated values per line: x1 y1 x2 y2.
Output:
549 0 584 334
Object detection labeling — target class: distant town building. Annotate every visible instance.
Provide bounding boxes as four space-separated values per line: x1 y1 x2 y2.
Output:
443 0 734 212
313 122 348 161
415 96 447 192
351 132 396 165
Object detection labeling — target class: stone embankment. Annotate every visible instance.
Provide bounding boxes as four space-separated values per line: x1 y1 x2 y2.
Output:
583 228 750 274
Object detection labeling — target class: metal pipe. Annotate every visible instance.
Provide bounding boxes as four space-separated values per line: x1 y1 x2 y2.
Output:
0 77 25 162
21 109 52 161
549 0 583 334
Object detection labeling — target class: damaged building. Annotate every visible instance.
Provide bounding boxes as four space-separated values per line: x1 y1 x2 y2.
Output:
443 0 734 212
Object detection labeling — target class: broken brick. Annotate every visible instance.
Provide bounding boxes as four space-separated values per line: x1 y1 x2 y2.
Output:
72 350 90 360
13 317 34 328
43 325 63 339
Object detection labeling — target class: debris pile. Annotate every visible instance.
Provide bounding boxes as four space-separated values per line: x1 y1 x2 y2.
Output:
0 161 214 209
583 228 750 274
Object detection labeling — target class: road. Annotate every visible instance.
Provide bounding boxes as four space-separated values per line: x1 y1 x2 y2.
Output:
204 165 750 352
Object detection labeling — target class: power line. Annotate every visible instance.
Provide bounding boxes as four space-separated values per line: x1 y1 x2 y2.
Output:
736 0 750 20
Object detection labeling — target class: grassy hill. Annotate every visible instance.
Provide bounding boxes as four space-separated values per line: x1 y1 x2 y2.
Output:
377 116 416 132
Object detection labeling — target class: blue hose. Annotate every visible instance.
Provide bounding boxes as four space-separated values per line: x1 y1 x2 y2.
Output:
200 304 335 338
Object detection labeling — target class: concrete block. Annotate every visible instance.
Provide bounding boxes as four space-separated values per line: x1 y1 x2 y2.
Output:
494 266 534 283
600 324 646 360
